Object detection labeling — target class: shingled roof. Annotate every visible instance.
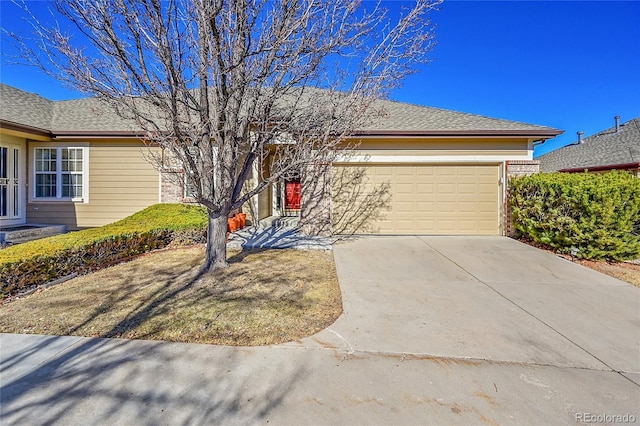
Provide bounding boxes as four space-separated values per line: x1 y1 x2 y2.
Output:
52 97 138 133
538 118 640 172
358 99 560 136
1 83 561 137
0 84 54 133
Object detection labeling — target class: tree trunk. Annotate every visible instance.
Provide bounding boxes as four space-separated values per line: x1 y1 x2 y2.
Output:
204 210 229 272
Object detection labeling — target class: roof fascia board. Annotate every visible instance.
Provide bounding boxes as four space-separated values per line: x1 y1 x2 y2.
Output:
0 119 52 138
52 130 144 138
353 129 564 138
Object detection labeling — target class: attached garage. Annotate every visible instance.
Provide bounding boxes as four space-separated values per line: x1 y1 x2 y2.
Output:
254 100 562 237
333 163 501 235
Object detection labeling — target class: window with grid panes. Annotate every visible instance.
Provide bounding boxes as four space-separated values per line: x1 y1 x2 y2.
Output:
34 147 86 200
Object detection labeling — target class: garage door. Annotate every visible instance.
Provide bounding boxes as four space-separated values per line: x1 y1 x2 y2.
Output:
332 164 500 235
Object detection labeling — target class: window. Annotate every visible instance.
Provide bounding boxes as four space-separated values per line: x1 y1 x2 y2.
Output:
184 171 198 199
61 148 83 197
34 147 87 200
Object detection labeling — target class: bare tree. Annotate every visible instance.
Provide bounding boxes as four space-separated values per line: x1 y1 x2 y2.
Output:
12 0 440 272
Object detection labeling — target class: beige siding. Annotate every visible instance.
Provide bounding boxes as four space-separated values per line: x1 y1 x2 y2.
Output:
334 164 500 235
0 133 27 146
27 140 160 229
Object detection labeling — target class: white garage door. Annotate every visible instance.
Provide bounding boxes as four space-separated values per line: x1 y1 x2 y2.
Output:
333 164 500 235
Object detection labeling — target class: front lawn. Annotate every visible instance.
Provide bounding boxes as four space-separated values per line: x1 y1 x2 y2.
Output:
0 246 342 346
1 203 208 298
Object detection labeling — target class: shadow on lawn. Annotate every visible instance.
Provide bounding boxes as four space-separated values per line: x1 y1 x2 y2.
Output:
0 334 307 424
65 259 208 338
0 249 321 423
65 248 302 340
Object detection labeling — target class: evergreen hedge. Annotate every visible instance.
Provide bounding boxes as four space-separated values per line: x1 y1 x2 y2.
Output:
0 204 207 298
510 171 640 260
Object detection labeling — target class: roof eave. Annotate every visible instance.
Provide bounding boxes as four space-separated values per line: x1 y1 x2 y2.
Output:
52 130 144 138
48 129 566 139
0 119 52 138
352 129 564 138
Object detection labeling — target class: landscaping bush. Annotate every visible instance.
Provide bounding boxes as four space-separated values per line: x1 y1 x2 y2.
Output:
510 171 640 260
0 204 207 298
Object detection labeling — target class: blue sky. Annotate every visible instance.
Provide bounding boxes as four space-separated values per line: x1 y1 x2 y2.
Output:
1 0 639 156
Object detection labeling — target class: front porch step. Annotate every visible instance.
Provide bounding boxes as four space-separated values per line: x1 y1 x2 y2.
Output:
257 216 300 230
0 224 67 245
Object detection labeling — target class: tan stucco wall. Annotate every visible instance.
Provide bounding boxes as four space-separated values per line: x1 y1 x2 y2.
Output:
26 138 160 229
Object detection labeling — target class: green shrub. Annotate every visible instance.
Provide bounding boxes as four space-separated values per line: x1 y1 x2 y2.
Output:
0 204 207 297
510 171 640 260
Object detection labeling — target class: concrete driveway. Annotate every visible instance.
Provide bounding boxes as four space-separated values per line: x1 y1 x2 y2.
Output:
1 236 639 424
312 236 639 371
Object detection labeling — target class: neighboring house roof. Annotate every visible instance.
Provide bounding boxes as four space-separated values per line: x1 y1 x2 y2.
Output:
538 118 640 172
1 83 561 138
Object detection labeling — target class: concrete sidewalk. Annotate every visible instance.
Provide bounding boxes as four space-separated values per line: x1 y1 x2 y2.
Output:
1 236 639 425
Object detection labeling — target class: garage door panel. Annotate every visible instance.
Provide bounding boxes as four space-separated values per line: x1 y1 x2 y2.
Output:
373 169 394 180
478 200 497 210
333 164 500 235
458 168 478 176
434 200 453 211
416 201 435 210
457 221 478 231
395 173 415 183
458 184 478 194
437 182 456 192
435 219 455 229
416 168 435 176
396 199 415 208
396 183 415 194
437 167 455 176
416 183 434 193
458 202 478 213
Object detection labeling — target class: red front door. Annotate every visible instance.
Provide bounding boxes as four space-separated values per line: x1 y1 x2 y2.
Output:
284 179 301 210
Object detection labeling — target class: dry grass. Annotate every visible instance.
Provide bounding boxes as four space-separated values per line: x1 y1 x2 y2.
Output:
0 246 342 345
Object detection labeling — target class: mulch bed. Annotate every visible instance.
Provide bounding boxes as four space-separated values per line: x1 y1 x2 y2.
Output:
516 237 640 287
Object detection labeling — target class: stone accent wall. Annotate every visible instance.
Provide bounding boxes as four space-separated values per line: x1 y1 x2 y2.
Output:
160 171 187 203
506 160 540 177
300 163 332 236
504 160 540 237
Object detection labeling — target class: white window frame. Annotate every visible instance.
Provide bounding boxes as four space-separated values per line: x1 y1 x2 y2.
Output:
31 145 89 203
